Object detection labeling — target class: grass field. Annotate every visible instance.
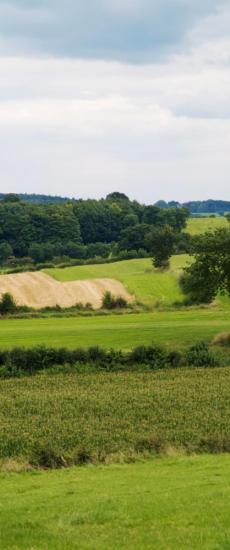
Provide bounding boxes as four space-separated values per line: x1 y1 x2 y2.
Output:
0 308 229 350
46 254 229 310
1 367 230 461
186 216 227 235
46 255 188 307
1 455 230 549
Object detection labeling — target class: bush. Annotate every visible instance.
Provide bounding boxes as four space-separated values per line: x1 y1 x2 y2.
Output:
0 342 225 378
136 434 166 454
31 443 66 469
212 332 230 347
102 291 128 310
198 434 230 454
186 341 219 367
0 293 17 314
129 345 171 369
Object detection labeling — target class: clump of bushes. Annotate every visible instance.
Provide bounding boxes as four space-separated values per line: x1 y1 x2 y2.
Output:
0 343 182 377
102 291 128 310
186 341 219 367
198 434 230 454
0 340 228 378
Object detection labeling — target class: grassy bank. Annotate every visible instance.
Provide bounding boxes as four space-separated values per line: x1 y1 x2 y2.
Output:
0 308 229 350
1 367 230 462
46 256 188 307
1 455 230 549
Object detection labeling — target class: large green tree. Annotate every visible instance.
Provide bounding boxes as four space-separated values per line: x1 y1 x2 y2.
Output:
145 225 175 269
181 228 230 303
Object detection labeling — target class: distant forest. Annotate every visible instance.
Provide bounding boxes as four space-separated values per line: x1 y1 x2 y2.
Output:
0 192 190 265
0 194 229 214
155 199 230 214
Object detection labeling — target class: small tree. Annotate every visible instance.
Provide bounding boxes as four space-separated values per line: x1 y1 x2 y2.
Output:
0 293 17 314
145 225 175 269
0 242 13 264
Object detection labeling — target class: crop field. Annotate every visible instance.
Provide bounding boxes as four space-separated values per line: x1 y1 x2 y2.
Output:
1 455 230 549
1 367 230 462
186 216 227 235
0 308 229 350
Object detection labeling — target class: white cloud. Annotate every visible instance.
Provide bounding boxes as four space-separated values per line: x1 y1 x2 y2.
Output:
0 1 229 201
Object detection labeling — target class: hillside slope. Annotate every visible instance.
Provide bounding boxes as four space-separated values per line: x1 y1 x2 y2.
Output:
0 272 132 309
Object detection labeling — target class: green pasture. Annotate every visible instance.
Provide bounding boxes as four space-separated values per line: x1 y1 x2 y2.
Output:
0 308 229 350
1 367 230 461
186 216 227 235
1 455 230 549
46 253 229 309
46 255 188 307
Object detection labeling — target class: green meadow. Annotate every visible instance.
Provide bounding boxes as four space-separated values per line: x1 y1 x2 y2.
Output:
0 308 229 350
46 255 188 307
186 216 228 235
1 455 230 549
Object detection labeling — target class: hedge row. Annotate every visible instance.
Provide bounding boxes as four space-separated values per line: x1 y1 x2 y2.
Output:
0 342 224 378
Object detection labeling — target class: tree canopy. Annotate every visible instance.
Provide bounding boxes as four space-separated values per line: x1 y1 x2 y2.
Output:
181 227 230 303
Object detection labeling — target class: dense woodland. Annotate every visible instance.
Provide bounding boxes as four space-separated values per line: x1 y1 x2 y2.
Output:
156 199 230 214
0 193 229 214
0 192 190 264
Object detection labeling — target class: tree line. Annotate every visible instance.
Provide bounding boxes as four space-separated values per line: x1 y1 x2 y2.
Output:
0 192 189 265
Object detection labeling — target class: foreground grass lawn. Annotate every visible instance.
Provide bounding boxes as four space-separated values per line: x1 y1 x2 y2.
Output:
0 308 229 350
1 368 230 460
1 455 230 549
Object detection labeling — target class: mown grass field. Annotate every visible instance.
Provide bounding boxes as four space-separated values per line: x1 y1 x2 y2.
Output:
1 455 230 549
0 308 229 350
1 367 230 461
46 255 188 307
46 253 229 309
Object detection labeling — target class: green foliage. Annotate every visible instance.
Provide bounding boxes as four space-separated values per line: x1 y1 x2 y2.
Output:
186 342 219 367
0 193 189 263
0 241 13 264
102 291 128 310
181 228 230 303
0 343 184 376
0 293 17 315
146 225 175 269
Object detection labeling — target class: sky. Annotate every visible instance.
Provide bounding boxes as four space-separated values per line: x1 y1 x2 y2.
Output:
0 0 230 203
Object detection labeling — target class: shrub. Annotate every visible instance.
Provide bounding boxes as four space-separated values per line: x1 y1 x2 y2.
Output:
102 291 128 310
31 443 66 469
0 293 17 314
136 434 166 454
186 341 219 367
129 345 169 369
198 434 230 453
73 447 92 465
212 332 230 347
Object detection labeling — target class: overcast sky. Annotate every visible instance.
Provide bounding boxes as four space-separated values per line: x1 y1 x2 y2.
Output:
0 0 229 203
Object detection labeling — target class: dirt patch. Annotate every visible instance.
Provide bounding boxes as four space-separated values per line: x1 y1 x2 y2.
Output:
0 271 133 309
